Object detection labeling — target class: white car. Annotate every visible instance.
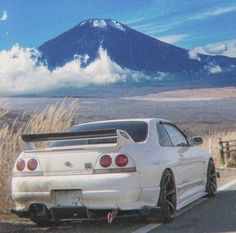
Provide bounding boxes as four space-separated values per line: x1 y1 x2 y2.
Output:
11 118 217 225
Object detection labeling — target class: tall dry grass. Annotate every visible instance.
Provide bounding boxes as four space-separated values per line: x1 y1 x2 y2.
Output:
202 131 236 167
0 99 79 213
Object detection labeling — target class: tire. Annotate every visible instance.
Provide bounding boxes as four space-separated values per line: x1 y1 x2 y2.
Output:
206 159 217 197
157 170 176 223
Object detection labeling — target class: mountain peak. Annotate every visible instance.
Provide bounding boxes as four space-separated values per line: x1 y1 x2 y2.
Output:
39 18 236 79
79 19 126 32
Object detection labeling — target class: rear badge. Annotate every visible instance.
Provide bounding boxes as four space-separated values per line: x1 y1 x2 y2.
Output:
85 162 92 169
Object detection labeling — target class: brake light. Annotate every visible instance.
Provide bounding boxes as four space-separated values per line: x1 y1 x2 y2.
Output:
16 159 25 171
115 154 128 167
27 159 38 171
100 155 112 167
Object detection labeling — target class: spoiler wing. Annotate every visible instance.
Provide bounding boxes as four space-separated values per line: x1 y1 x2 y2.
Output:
21 129 134 150
22 129 117 143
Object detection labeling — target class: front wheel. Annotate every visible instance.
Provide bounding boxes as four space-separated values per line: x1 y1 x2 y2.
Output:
206 159 217 197
157 170 176 223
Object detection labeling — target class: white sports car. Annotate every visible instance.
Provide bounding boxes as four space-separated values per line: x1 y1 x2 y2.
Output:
11 118 217 225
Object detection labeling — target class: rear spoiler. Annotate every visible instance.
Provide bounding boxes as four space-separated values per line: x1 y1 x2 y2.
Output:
22 129 117 142
21 129 134 150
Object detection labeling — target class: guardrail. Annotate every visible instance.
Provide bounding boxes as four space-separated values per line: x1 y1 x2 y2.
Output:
218 138 236 165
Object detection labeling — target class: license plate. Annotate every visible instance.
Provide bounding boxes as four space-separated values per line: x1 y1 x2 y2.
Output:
53 190 82 206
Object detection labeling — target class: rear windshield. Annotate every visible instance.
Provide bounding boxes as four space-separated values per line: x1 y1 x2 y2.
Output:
49 121 148 147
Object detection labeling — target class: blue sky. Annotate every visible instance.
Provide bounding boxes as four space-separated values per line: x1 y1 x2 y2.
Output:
0 0 235 50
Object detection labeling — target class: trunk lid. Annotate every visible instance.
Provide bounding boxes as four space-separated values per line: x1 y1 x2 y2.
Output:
20 129 134 175
23 148 111 175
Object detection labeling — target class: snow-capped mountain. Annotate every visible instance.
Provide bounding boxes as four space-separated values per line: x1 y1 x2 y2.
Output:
38 19 236 82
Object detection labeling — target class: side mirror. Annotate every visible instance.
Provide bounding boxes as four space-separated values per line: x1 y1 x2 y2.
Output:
191 136 203 145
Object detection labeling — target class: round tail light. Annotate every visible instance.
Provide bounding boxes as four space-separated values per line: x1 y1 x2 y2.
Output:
27 159 38 171
16 159 25 171
115 154 128 167
100 155 112 168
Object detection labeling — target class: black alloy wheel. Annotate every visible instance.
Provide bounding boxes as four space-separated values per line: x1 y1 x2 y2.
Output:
206 159 217 197
157 170 176 223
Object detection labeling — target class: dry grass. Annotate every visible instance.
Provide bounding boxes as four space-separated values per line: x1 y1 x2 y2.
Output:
0 99 79 213
202 131 236 167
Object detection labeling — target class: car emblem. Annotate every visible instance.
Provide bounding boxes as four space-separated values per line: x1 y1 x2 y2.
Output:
85 162 92 169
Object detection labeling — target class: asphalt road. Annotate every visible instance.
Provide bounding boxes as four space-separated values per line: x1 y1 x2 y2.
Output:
151 182 236 233
1 174 236 233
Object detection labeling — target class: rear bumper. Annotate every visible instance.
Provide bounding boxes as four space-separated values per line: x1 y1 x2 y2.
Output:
12 205 161 221
12 205 88 219
12 172 149 210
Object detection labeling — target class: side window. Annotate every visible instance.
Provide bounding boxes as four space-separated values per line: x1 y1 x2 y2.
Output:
163 124 189 147
157 124 172 146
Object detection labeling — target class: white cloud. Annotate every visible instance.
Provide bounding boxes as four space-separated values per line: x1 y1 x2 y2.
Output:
0 10 8 21
157 34 188 44
206 65 222 74
124 17 145 25
205 43 228 55
136 24 168 35
0 45 147 95
134 21 177 34
188 48 201 61
188 6 236 20
189 40 236 59
131 19 189 37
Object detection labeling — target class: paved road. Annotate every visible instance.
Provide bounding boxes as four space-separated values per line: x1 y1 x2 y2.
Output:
0 215 150 233
1 174 236 233
151 182 236 233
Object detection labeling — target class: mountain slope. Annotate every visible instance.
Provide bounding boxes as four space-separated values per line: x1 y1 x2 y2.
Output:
38 19 236 79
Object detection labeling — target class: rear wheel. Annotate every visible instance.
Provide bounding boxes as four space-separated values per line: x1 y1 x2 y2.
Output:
157 170 176 223
206 159 217 197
